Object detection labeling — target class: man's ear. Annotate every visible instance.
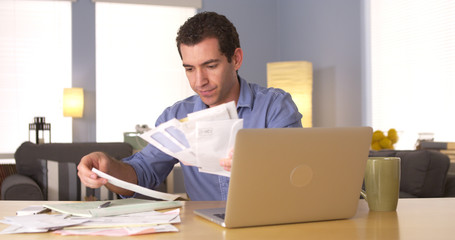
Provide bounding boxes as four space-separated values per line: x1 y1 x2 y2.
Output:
232 48 243 71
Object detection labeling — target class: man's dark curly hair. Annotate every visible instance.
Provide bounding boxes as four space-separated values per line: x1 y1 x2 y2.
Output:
176 11 240 63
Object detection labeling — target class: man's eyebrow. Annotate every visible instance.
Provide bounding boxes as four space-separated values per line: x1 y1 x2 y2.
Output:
183 59 220 68
202 59 220 65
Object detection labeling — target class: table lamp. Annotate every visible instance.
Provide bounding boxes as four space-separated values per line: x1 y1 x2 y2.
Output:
63 88 84 118
267 61 313 127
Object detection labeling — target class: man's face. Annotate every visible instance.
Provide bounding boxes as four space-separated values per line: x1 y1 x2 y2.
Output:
180 37 242 107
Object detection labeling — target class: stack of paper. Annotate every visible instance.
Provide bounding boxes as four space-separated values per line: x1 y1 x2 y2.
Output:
140 101 243 177
53 209 181 236
0 199 182 236
0 214 88 234
43 198 183 217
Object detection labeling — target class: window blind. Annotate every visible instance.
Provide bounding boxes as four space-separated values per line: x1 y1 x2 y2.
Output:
370 0 455 149
0 0 72 154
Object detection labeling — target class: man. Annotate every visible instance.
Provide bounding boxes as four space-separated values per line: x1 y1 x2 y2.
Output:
77 12 302 201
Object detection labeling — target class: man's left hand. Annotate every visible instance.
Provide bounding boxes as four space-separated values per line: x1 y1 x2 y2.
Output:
220 149 234 171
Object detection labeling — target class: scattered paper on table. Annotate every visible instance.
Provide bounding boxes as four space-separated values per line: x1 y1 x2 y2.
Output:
64 208 181 229
54 224 179 236
1 207 181 236
16 205 50 216
0 214 88 234
44 198 182 217
0 224 49 234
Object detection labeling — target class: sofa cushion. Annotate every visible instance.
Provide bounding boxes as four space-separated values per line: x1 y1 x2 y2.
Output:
41 159 79 200
369 150 450 197
1 174 44 200
398 150 449 197
12 141 132 200
445 174 455 197
40 159 116 201
14 141 133 194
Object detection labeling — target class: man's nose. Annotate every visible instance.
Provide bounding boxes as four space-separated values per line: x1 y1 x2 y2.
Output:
194 68 208 87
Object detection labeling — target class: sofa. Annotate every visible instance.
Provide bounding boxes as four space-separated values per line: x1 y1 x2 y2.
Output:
369 149 455 198
1 142 134 201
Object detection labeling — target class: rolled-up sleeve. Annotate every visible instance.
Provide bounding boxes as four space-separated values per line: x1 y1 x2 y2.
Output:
122 144 178 192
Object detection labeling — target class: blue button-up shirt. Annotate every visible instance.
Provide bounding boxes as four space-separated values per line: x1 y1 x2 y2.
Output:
122 77 302 201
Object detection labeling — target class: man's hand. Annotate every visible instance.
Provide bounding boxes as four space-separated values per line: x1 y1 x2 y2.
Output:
220 149 234 171
77 152 137 196
77 152 111 189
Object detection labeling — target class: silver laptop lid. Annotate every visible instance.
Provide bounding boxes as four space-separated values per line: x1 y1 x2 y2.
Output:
224 127 372 228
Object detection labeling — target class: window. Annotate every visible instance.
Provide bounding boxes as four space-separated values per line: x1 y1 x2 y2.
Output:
369 0 455 149
95 2 195 142
0 0 72 154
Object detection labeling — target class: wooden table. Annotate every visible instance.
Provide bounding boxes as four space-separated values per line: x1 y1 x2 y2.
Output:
1 198 454 239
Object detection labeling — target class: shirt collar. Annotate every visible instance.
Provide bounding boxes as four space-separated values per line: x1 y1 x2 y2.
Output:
194 97 208 111
237 76 254 110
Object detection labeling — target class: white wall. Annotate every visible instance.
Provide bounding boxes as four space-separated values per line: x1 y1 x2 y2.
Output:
277 0 364 127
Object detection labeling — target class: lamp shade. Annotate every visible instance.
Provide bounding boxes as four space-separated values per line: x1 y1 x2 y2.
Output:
267 61 313 127
63 88 84 118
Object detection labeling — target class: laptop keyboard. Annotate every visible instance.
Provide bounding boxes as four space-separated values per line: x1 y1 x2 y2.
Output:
214 213 226 220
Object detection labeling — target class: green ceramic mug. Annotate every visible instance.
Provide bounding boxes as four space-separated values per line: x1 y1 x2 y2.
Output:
360 157 401 211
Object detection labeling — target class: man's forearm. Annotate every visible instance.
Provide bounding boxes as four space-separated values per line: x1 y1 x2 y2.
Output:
104 159 138 196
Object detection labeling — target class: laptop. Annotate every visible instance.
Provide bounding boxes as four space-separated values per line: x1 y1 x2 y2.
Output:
194 127 372 228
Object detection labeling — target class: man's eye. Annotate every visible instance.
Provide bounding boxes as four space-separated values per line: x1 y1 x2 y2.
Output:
207 64 217 69
185 67 193 72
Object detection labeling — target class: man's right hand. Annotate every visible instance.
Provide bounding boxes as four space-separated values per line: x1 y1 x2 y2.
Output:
77 152 138 196
77 152 112 189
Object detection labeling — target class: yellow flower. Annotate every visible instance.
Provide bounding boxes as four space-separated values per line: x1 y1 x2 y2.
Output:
371 129 399 150
371 141 382 151
372 130 385 142
387 128 399 144
379 137 393 149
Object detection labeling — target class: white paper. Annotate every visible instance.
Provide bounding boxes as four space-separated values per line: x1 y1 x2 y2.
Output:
196 119 243 177
0 214 88 234
139 101 242 177
1 205 181 236
63 209 181 229
16 205 49 216
53 209 180 236
54 224 178 236
43 198 182 218
0 224 49 234
140 119 197 166
92 168 180 201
